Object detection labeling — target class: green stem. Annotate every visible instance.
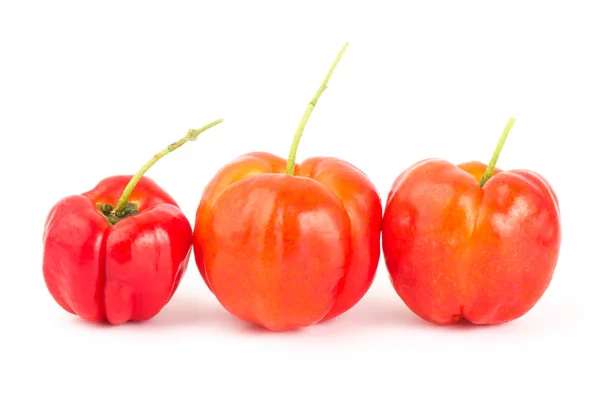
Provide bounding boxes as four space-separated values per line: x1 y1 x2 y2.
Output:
112 118 224 216
479 117 516 187
285 42 349 175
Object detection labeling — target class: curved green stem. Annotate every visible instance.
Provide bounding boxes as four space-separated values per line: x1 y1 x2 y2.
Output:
479 117 516 187
285 42 349 175
112 118 224 216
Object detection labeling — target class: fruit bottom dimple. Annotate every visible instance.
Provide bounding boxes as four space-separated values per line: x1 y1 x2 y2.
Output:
104 280 135 325
450 305 465 323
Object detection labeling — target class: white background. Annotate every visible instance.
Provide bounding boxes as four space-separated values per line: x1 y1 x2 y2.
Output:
1 1 599 396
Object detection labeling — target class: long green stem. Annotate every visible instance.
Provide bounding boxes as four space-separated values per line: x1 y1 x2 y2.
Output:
113 118 224 216
285 42 349 175
479 117 516 187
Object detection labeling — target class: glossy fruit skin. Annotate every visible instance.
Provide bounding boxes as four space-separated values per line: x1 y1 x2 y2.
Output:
382 159 561 325
42 176 192 325
193 152 382 331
